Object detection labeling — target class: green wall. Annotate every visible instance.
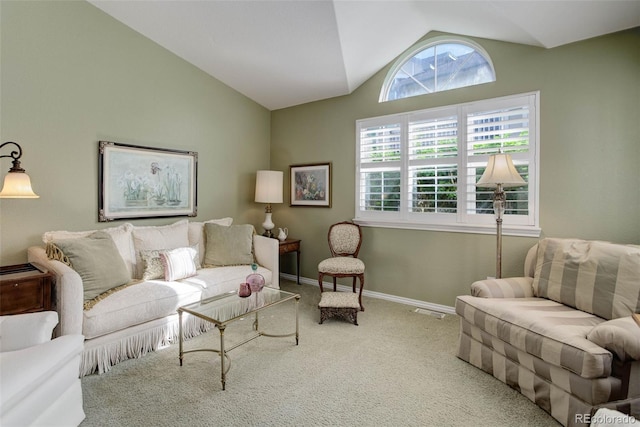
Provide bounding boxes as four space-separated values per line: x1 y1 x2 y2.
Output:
0 1 270 265
271 29 640 308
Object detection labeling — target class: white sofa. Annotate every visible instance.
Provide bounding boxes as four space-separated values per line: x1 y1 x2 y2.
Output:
28 218 279 376
0 311 85 426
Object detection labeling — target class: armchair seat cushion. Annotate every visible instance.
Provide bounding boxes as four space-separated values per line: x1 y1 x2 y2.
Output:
456 295 611 378
318 257 364 274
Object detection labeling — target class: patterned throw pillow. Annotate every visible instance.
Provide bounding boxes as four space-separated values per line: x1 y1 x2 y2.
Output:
160 247 198 281
140 249 165 280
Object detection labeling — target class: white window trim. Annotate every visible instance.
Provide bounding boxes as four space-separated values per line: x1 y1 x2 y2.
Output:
355 92 541 238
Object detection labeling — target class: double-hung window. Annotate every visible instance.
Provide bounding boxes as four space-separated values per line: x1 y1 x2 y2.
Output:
355 92 540 237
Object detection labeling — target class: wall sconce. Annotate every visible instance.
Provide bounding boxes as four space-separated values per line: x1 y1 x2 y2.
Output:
0 142 39 198
254 170 283 238
476 152 525 278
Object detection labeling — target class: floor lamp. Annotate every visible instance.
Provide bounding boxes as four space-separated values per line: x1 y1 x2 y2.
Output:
476 153 525 278
255 170 283 238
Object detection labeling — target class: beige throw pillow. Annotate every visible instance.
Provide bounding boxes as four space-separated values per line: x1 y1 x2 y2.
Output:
52 231 131 301
204 223 254 266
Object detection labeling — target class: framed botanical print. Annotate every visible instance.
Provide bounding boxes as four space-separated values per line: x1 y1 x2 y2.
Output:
98 141 197 221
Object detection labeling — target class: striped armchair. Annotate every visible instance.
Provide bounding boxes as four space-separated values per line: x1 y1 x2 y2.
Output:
456 238 640 427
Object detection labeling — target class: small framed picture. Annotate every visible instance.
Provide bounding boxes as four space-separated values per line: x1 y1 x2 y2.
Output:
290 162 331 207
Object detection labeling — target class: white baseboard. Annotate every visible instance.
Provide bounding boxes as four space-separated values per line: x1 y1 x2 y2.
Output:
279 273 457 316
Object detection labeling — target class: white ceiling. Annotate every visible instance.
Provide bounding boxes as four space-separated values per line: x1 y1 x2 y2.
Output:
88 0 640 110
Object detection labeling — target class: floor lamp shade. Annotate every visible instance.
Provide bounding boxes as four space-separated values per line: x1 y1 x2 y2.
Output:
476 153 526 278
477 153 526 189
255 170 283 237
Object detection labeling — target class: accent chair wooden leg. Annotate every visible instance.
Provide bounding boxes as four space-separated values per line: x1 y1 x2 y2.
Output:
318 273 324 293
358 274 365 311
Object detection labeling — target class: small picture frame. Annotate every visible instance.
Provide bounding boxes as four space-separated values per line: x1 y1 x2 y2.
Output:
290 162 332 207
98 141 198 222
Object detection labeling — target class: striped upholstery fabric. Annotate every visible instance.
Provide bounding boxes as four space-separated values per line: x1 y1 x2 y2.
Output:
471 277 534 298
532 238 640 320
458 318 623 404
456 296 611 378
458 331 612 427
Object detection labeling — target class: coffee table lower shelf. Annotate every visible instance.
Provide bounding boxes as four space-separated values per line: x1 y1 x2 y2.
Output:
177 289 300 390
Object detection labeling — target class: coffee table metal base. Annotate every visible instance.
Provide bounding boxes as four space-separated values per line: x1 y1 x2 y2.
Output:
178 294 299 390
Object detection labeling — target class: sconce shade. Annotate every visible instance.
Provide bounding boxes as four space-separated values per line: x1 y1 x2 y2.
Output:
0 141 39 198
0 171 39 198
255 170 283 203
476 153 526 189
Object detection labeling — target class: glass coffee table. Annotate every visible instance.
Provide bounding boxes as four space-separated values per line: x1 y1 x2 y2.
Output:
177 287 300 390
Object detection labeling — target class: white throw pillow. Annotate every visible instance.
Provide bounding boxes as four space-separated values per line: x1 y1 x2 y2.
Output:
132 220 189 279
160 247 198 281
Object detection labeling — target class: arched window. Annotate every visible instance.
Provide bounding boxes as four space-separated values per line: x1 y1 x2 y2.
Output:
380 37 496 102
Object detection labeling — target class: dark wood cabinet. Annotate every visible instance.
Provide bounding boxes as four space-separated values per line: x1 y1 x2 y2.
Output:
0 264 54 315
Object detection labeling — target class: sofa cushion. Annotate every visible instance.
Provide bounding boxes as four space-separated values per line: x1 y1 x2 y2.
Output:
132 220 190 279
203 223 254 266
532 238 640 320
188 218 233 265
587 316 640 362
180 265 273 300
160 247 197 281
82 280 202 339
456 295 612 378
42 223 135 278
53 231 131 301
81 265 270 339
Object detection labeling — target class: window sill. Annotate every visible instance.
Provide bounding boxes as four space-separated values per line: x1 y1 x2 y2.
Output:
353 218 541 238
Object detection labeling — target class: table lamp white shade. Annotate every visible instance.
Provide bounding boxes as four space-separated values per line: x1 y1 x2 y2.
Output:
476 153 525 189
255 170 283 203
255 170 283 237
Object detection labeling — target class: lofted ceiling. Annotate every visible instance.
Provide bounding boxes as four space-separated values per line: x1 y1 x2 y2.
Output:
88 0 640 110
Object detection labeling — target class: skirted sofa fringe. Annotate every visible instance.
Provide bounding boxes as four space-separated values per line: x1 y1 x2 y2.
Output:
80 313 212 377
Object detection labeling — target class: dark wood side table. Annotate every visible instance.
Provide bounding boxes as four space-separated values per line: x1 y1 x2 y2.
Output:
0 263 54 315
278 238 301 284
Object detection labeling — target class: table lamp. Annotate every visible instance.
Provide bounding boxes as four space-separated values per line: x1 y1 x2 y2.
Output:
255 170 283 238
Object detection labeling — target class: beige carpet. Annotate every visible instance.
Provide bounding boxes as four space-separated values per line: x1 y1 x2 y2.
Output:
80 280 560 427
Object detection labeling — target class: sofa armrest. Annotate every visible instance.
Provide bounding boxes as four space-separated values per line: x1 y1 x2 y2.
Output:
587 316 640 362
28 246 84 336
0 311 58 352
470 277 534 298
253 235 279 288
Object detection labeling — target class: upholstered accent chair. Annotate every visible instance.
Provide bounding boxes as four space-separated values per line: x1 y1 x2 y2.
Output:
317 221 365 324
